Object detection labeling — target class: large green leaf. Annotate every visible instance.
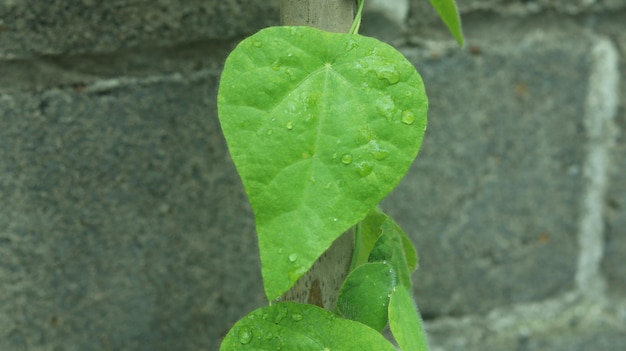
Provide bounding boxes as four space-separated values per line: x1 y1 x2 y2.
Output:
218 26 427 300
336 262 396 331
220 302 397 351
389 286 429 351
428 0 464 46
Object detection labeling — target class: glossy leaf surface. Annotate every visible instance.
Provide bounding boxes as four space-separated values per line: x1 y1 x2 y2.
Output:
218 26 427 299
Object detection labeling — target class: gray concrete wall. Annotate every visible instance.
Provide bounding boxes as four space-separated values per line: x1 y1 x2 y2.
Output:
1 0 625 350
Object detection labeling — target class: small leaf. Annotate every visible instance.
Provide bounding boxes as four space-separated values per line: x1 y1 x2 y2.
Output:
220 302 398 351
352 208 386 268
428 0 464 46
218 26 428 300
336 262 396 331
368 209 417 289
389 286 429 351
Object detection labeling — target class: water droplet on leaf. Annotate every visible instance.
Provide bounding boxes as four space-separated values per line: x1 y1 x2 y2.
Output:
271 59 281 71
375 96 396 122
377 66 400 84
291 313 303 321
274 305 288 323
368 140 389 160
238 327 253 344
252 41 263 48
401 110 416 125
288 253 298 262
286 121 293 130
355 161 373 177
341 154 353 165
346 39 358 51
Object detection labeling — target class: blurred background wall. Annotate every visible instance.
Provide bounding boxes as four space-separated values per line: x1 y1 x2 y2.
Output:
1 0 625 350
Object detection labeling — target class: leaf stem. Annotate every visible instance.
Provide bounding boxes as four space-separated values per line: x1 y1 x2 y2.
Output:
349 0 365 34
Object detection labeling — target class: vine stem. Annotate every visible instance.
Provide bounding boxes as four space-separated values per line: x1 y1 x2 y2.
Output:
278 0 356 311
349 0 365 34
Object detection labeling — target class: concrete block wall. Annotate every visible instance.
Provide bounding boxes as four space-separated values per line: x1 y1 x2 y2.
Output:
1 1 625 350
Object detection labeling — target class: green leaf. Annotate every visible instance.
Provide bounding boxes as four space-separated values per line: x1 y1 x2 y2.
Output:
389 286 429 351
352 208 386 269
368 209 417 289
218 26 428 300
336 262 396 331
220 302 397 351
428 0 464 46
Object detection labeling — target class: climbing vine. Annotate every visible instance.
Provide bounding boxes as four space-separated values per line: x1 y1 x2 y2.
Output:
217 1 462 350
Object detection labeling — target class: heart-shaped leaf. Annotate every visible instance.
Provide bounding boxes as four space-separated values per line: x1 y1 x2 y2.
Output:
218 26 427 300
219 302 397 351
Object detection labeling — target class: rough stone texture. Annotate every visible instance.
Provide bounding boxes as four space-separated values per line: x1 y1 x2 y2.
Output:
597 11 626 297
426 297 626 351
409 0 626 24
382 27 588 317
1 1 625 351
0 74 264 350
0 0 278 58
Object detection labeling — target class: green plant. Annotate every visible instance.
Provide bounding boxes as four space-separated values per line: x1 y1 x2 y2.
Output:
217 1 462 349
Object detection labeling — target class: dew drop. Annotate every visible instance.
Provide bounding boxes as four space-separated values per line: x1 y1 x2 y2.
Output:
238 327 253 345
305 93 319 108
333 218 338 222
355 161 373 177
291 313 303 321
277 248 283 254
275 306 288 323
271 59 281 71
401 110 416 125
375 96 396 122
377 66 400 84
341 154 353 165
332 153 338 159
267 129 274 135
346 38 358 51
368 140 389 160
252 41 263 48
286 121 293 130
288 253 298 262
